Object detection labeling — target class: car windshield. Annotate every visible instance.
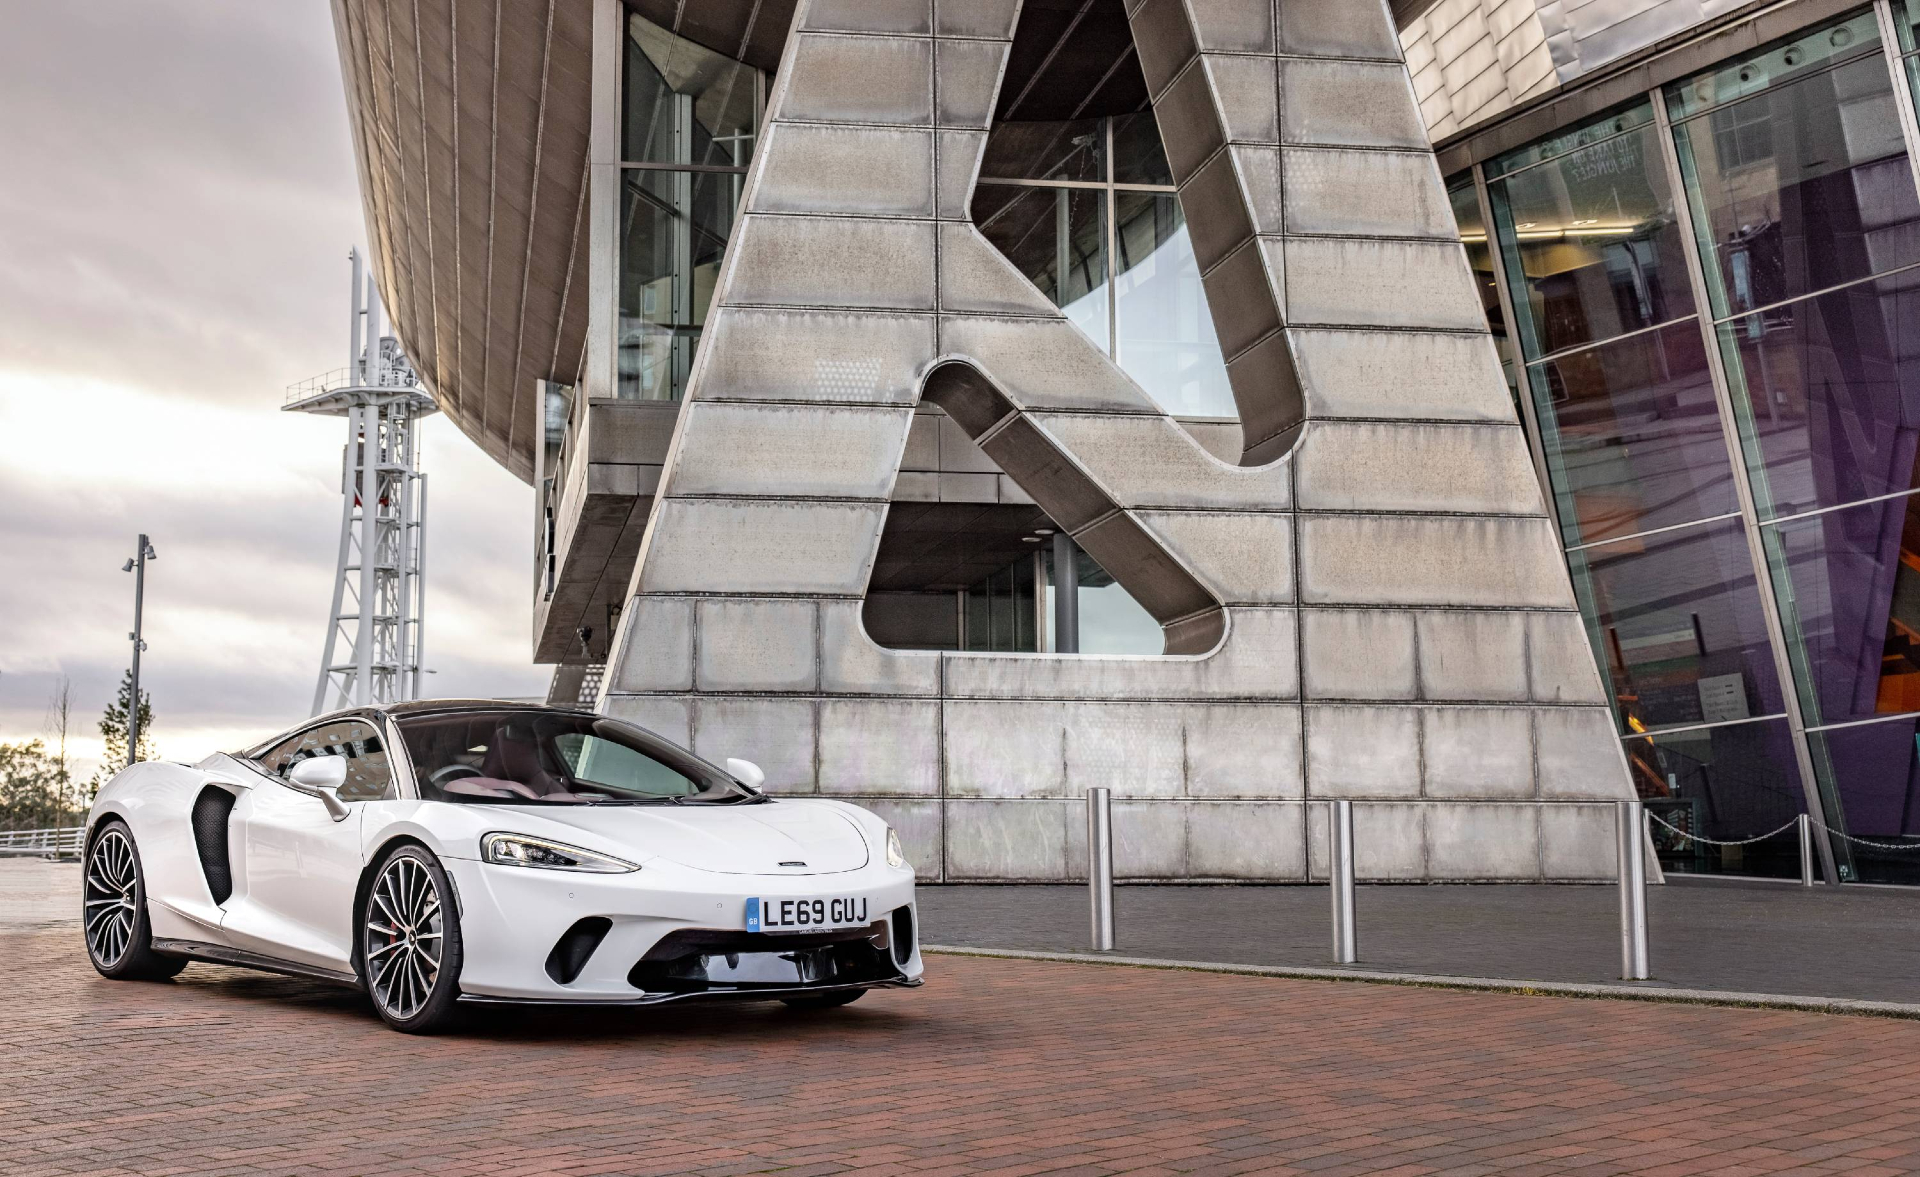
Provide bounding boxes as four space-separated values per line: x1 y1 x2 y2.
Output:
393 710 760 805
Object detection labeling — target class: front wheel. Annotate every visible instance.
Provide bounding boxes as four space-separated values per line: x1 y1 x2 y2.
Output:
360 845 464 1034
781 989 865 1011
84 821 187 981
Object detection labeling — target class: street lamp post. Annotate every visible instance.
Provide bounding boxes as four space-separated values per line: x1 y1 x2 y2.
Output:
122 534 157 768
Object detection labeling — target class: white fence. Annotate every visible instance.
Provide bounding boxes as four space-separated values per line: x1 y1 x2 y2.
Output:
0 827 84 858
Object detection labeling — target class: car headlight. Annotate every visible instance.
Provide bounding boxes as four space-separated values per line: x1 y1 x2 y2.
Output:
885 826 908 869
481 832 638 874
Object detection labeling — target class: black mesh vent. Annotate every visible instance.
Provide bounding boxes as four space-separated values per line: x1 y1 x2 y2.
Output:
545 917 612 985
191 786 237 905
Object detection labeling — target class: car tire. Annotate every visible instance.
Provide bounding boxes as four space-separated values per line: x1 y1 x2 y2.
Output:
83 820 188 982
359 844 464 1034
781 989 865 1011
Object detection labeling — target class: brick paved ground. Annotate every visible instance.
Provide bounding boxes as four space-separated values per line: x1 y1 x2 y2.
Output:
9 916 1920 1176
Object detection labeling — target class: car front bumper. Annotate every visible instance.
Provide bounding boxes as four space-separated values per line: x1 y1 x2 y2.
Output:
441 856 922 1002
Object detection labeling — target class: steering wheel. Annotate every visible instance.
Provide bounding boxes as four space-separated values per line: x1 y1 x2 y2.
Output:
428 764 483 787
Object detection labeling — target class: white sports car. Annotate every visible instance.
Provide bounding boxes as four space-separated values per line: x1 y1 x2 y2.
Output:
82 700 922 1032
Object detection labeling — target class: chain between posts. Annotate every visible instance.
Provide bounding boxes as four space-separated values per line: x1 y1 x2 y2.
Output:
1649 811 1920 853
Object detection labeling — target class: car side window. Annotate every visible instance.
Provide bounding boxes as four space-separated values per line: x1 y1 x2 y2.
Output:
256 719 395 802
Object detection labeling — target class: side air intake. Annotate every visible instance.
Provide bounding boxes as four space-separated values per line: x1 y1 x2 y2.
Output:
191 785 237 905
545 917 612 985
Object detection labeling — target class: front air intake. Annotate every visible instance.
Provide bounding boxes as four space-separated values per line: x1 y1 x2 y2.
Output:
191 786 237 905
545 917 612 985
890 906 915 966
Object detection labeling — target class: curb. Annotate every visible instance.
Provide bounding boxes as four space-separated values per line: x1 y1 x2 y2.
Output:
923 945 1920 1020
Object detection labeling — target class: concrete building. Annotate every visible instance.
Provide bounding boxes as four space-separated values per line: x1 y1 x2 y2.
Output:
330 0 1920 886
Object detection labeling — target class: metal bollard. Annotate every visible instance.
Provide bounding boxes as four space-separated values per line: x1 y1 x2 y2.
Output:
1798 813 1815 888
1617 800 1650 980
1330 799 1358 964
1087 787 1115 951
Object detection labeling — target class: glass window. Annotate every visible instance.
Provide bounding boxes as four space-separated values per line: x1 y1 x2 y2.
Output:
255 719 393 802
1052 547 1163 655
623 12 760 167
1807 715 1920 882
1449 177 1504 337
618 168 739 400
1529 319 1736 546
978 118 1105 182
1630 717 1809 880
395 709 754 805
1111 112 1172 186
1567 517 1786 733
1487 102 1655 178
962 556 1038 653
1671 50 1920 318
972 183 1110 350
1489 111 1697 358
1720 273 1920 518
1113 192 1235 417
1764 492 1920 728
1666 12 1882 119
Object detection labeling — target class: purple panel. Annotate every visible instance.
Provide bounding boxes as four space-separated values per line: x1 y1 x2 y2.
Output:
1725 274 1920 518
1534 320 1737 545
1810 717 1920 883
1767 493 1920 727
1569 517 1784 732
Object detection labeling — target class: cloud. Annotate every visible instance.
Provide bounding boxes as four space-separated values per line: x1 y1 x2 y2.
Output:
0 3 552 782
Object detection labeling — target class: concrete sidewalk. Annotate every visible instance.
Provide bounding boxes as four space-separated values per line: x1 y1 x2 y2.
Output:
916 878 1920 1006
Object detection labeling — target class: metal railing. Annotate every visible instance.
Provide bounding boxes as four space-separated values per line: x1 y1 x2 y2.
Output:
0 827 84 858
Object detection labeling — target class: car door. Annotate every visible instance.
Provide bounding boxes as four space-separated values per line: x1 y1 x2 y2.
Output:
222 717 390 973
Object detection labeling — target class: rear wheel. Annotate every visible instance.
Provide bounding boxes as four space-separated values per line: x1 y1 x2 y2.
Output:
781 989 865 1011
360 845 464 1034
84 821 187 981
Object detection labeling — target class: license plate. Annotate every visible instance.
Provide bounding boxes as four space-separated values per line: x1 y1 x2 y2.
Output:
747 895 872 934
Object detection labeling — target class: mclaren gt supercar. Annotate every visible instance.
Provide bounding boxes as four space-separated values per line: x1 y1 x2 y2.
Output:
82 700 921 1032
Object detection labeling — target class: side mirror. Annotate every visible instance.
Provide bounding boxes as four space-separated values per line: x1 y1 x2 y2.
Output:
726 758 766 791
285 755 353 821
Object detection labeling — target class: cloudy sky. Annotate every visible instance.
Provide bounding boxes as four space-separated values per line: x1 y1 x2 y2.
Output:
0 2 550 780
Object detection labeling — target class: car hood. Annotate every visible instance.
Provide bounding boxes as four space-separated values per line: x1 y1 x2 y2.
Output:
502 800 872 875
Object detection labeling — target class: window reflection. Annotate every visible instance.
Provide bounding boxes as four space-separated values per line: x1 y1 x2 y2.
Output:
1720 274 1920 518
1568 517 1785 733
973 114 1232 419
1490 111 1696 358
1530 320 1736 546
1671 47 1920 318
1629 717 1809 879
1448 178 1504 337
1113 193 1235 417
972 183 1110 350
1765 493 1920 727
1808 716 1920 882
978 119 1104 183
1111 112 1172 185
618 168 739 400
614 9 759 401
623 12 760 167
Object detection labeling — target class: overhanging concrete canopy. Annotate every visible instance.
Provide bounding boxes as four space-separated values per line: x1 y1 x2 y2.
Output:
331 0 596 484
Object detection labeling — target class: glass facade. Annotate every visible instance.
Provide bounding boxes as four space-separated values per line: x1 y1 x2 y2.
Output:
616 10 760 400
1454 3 1920 882
974 117 1237 418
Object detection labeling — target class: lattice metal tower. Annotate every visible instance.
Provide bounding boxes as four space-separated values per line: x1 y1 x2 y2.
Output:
285 249 436 715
